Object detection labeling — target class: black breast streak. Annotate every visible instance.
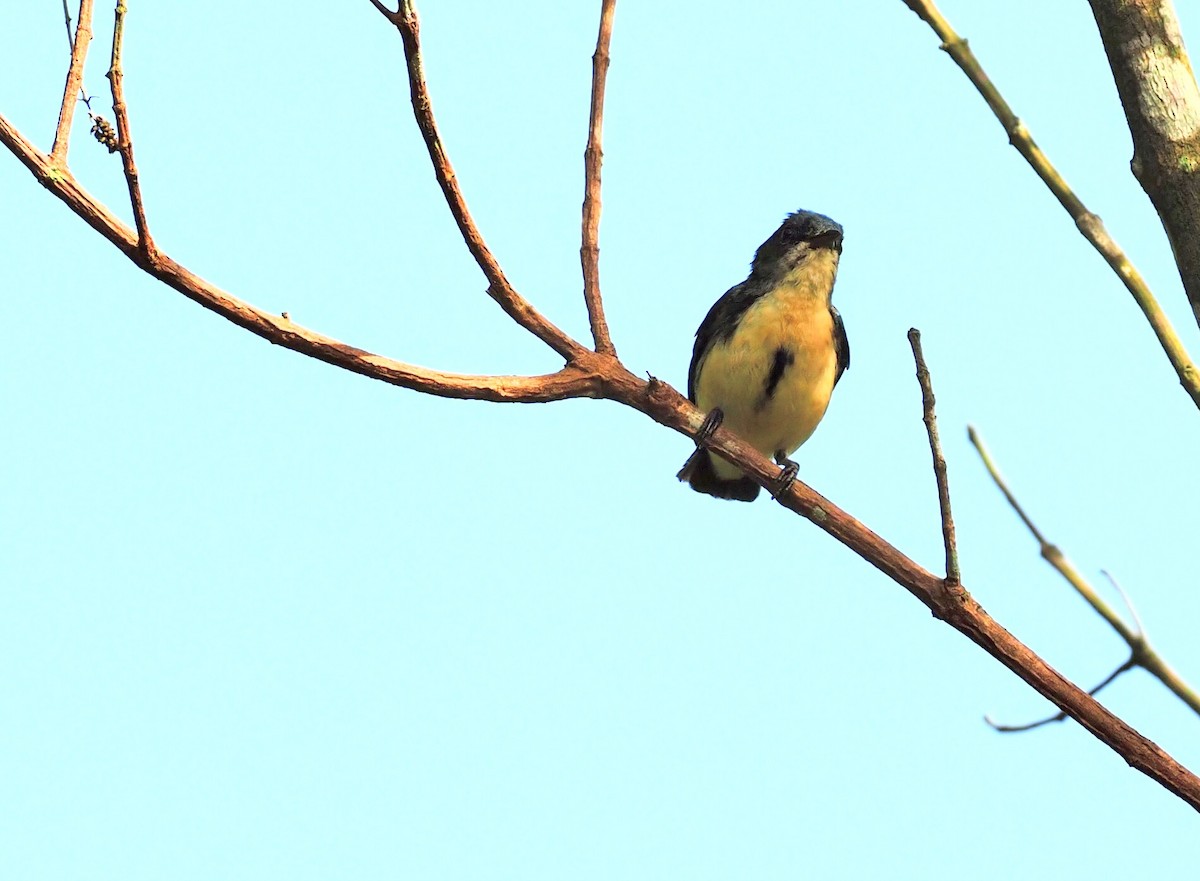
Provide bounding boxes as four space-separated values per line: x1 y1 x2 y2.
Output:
760 346 795 408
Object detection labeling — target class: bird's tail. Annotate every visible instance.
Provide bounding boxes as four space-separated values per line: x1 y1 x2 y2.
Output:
677 450 760 502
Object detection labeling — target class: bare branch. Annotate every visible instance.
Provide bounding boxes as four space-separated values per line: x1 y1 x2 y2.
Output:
902 0 1200 411
581 0 618 356
986 659 1137 733
908 329 960 585
105 0 154 257
968 426 1200 719
0 115 601 403
51 0 94 164
1088 0 1200 329
371 0 585 362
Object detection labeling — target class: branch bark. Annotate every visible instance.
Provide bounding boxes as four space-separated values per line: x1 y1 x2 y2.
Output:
51 0 93 164
580 0 618 356
106 0 154 257
1088 0 1200 329
908 329 960 585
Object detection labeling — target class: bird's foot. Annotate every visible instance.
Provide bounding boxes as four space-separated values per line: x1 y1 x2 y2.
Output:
676 408 725 480
771 453 799 499
695 408 724 446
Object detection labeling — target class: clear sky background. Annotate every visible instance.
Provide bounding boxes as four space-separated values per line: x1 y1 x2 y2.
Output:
3 1 1199 877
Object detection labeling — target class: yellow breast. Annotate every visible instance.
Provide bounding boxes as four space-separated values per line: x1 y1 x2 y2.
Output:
694 254 839 481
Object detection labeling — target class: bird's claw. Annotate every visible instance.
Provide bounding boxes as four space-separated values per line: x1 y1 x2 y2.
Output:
771 455 799 499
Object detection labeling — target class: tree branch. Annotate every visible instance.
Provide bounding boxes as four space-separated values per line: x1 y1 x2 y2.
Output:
968 426 1200 720
106 0 154 257
51 0 94 164
986 658 1137 733
902 0 1200 411
370 0 585 362
908 329 960 585
1088 0 1200 329
0 115 601 403
580 0 617 356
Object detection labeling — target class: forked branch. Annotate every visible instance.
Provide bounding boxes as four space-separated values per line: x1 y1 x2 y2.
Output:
0 116 601 403
969 426 1200 723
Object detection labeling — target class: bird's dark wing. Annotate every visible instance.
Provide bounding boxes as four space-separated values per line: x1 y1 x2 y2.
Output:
687 279 763 401
831 305 850 386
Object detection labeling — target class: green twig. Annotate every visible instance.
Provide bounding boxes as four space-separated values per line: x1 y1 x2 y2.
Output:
903 0 1200 411
969 425 1200 725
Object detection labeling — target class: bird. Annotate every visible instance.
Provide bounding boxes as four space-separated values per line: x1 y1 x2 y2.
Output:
677 209 850 502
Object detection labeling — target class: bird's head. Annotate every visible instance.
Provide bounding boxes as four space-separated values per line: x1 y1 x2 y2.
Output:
751 210 843 277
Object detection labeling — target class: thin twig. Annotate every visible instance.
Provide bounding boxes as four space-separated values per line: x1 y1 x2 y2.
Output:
106 0 154 257
968 426 1200 719
580 0 617 356
51 0 95 164
370 0 585 362
986 659 1136 733
1102 570 1145 637
902 0 1200 411
908 329 960 584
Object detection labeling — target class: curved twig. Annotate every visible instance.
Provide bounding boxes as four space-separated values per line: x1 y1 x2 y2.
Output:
902 0 1200 411
580 0 618 356
370 0 585 362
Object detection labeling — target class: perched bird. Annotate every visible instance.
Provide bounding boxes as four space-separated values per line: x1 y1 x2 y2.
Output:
677 210 850 501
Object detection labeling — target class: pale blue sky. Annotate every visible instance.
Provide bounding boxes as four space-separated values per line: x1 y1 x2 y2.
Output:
3 2 1199 878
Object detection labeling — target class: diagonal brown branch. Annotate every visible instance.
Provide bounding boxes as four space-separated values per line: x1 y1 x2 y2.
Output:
51 0 94 164
106 0 154 257
902 0 1200 411
1088 0 1200 330
580 0 618 356
908 329 960 585
968 426 1200 719
986 659 1137 733
0 115 600 403
370 0 584 362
